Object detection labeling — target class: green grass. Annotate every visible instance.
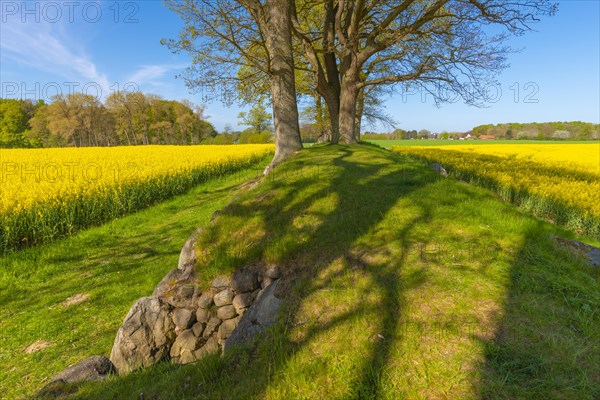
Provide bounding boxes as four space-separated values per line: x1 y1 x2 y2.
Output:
367 139 595 149
392 147 600 241
68 144 598 400
0 163 267 399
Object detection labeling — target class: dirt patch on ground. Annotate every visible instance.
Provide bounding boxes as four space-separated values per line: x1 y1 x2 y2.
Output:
24 340 53 354
62 293 90 307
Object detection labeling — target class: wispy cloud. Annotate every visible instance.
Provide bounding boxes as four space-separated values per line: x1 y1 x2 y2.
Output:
0 17 111 96
126 64 187 88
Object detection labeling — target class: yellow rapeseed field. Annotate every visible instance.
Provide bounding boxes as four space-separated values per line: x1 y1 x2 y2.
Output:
418 143 600 175
0 144 273 252
393 143 600 239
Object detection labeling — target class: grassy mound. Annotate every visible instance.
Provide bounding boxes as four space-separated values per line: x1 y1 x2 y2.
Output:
73 144 599 399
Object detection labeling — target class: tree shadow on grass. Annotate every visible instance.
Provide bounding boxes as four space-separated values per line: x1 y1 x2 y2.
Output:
477 221 600 399
73 144 442 399
67 144 600 400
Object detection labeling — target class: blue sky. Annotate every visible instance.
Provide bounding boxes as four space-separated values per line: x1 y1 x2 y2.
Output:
1 0 598 133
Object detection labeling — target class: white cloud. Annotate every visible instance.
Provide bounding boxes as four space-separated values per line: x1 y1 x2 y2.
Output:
126 64 187 88
0 16 111 95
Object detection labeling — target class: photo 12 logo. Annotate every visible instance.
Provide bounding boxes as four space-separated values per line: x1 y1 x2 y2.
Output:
1 1 140 24
1 161 139 184
400 82 540 104
1 81 140 102
197 82 236 105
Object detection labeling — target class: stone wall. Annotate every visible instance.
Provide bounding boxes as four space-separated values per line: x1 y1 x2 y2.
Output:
109 258 282 374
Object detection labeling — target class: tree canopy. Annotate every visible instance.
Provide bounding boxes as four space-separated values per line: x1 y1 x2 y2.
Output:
164 0 558 152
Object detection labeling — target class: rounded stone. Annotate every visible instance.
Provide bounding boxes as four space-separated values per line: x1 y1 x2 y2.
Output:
50 356 115 384
218 317 240 340
192 322 204 337
213 289 234 307
191 287 201 308
217 305 237 320
197 288 216 309
211 275 231 290
178 349 196 364
196 308 213 324
232 293 254 312
172 308 196 330
109 296 175 375
170 329 202 358
196 336 219 357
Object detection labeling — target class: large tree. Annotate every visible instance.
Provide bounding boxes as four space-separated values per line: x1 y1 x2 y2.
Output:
291 0 557 143
163 0 302 168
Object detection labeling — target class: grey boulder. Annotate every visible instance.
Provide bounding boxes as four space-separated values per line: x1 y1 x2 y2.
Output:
109 296 175 374
36 356 114 398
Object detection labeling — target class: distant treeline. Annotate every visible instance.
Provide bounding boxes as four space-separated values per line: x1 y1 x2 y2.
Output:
362 122 599 141
0 94 218 148
471 122 599 140
362 129 433 140
4 96 598 148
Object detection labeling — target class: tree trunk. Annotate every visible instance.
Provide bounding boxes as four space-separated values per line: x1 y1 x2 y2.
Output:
124 129 132 145
322 93 339 143
354 89 364 141
265 0 302 171
323 0 340 143
339 70 359 144
315 95 328 143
